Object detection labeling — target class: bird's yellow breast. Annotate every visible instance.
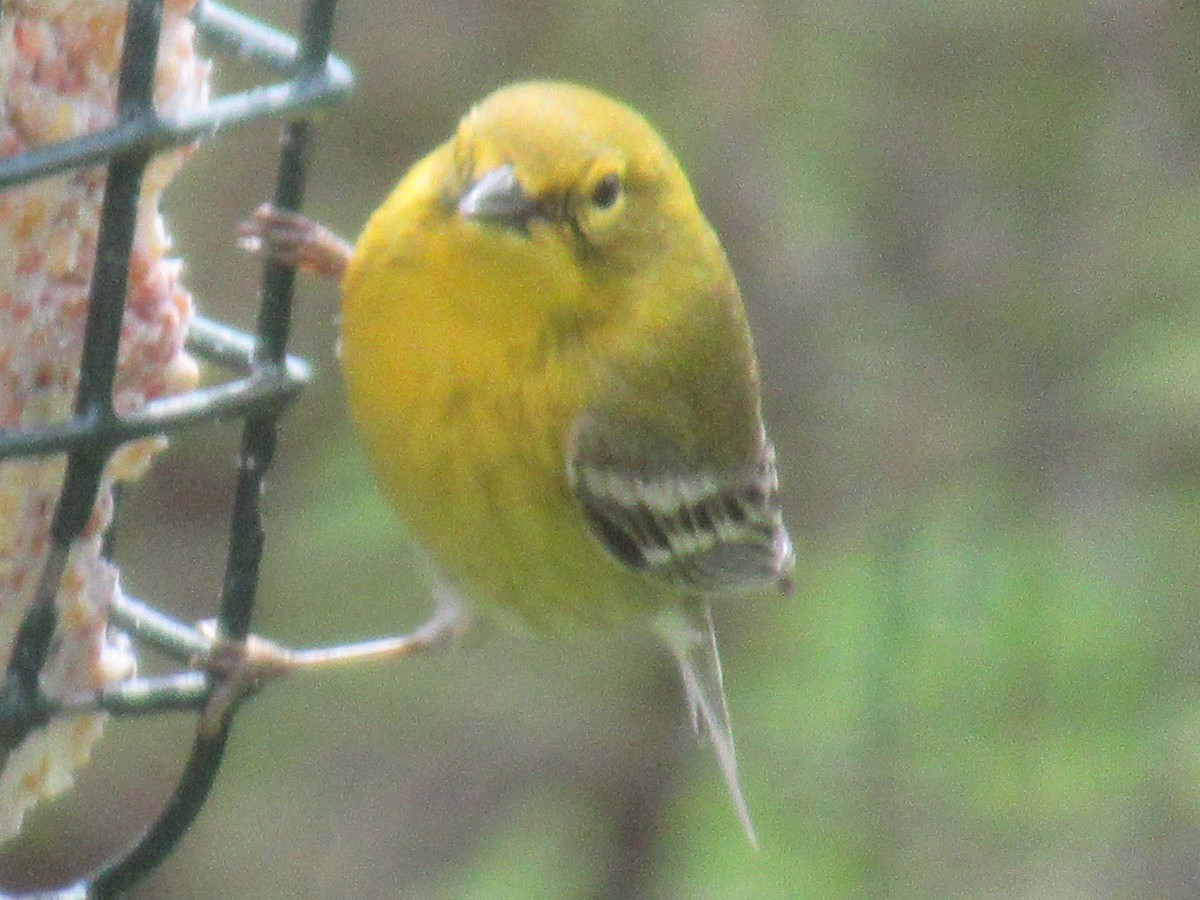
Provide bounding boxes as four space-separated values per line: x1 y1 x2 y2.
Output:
339 154 672 629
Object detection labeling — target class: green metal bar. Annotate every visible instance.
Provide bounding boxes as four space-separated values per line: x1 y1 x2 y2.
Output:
46 673 212 719
218 0 333 641
50 0 163 543
196 0 318 67
0 317 311 460
0 364 307 458
109 594 214 663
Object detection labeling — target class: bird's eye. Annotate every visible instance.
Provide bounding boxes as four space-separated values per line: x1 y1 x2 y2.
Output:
590 173 622 210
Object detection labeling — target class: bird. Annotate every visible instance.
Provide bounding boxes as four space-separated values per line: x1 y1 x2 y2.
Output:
241 81 793 844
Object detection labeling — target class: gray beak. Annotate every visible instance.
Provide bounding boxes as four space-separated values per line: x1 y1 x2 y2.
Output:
458 164 537 232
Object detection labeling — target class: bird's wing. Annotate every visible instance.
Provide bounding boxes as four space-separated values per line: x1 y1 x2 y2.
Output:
566 410 794 596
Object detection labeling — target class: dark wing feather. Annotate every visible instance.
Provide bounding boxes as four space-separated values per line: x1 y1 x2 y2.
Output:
567 415 794 596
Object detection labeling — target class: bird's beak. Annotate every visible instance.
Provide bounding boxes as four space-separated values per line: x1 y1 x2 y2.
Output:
458 164 538 232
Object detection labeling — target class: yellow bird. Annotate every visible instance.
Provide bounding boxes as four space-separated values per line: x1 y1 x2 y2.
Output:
246 81 793 844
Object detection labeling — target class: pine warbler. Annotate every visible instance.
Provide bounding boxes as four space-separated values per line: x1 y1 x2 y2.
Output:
246 81 793 844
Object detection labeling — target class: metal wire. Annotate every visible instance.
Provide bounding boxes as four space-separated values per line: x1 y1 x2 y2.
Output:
0 0 349 894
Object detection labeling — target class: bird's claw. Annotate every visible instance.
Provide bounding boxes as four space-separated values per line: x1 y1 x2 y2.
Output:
193 620 296 736
237 203 353 282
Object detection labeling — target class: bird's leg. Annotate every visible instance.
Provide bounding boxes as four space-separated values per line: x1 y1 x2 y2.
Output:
102 594 468 735
194 600 469 734
237 203 354 282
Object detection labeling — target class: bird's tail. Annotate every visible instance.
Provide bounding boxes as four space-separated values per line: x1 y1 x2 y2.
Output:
655 604 758 848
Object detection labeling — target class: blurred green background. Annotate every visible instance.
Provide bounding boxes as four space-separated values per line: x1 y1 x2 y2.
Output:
5 0 1200 896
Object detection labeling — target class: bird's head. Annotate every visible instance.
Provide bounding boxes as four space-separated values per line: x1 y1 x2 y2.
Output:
442 82 723 285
